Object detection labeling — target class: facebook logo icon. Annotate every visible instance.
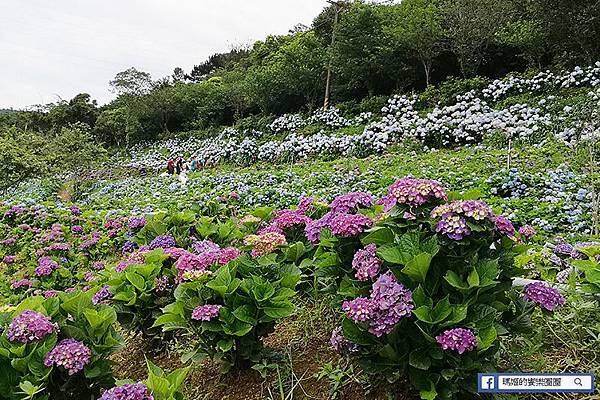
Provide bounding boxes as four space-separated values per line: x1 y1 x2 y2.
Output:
479 375 496 392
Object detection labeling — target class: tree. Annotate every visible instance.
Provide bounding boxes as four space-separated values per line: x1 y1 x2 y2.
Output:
94 107 142 147
441 0 513 77
389 0 444 86
109 67 154 96
46 93 99 133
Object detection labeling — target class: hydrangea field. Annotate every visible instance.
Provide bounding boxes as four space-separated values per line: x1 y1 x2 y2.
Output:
1 63 599 400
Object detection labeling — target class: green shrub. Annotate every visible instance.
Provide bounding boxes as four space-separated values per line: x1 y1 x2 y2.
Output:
0 291 123 399
318 180 531 399
154 254 300 371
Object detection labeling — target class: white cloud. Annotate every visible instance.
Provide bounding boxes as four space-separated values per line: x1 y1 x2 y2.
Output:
0 0 326 109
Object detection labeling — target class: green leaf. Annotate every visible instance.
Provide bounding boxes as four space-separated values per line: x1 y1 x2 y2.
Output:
409 351 431 370
125 271 146 291
478 326 497 351
217 339 234 352
361 227 395 245
467 269 480 287
252 283 275 302
444 271 468 290
412 286 432 308
377 244 404 264
233 305 257 325
402 253 433 283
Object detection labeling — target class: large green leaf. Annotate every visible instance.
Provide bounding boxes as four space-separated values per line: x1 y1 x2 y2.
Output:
402 253 433 283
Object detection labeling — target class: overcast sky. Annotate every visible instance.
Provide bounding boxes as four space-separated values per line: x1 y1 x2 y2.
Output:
0 0 327 109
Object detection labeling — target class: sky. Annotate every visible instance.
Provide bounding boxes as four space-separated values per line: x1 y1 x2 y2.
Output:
0 0 327 109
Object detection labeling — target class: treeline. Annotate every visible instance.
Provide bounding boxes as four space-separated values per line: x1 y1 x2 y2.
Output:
2 0 600 150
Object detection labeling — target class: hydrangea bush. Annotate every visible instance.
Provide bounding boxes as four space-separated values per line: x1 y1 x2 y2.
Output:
318 178 537 399
154 252 300 370
0 291 123 399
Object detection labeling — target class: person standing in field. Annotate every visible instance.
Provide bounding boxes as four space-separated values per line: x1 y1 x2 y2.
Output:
167 159 175 175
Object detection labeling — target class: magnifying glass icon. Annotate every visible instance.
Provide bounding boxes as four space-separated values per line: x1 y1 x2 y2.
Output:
574 377 582 386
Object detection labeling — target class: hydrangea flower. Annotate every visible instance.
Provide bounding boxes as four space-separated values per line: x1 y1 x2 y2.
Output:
523 282 565 311
244 232 287 257
128 216 147 230
148 235 176 250
35 256 59 277
435 213 471 240
11 279 33 289
270 209 312 230
431 200 493 221
191 304 222 321
329 213 373 237
387 178 447 208
352 244 381 281
553 243 574 256
7 310 56 343
330 327 359 354
92 285 112 305
329 192 374 214
518 225 536 238
343 272 414 337
218 247 242 265
368 272 414 337
71 225 83 234
44 338 91 375
191 240 220 255
154 275 170 294
99 383 154 400
342 297 375 322
436 328 478 354
494 215 515 236
3 255 16 264
174 251 216 283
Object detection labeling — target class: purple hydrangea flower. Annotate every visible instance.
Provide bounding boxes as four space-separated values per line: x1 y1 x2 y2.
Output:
342 297 376 322
352 244 381 281
270 209 312 230
44 338 91 375
518 225 536 238
329 192 374 214
330 327 359 354
435 213 471 240
71 225 83 234
368 272 414 337
92 286 112 305
297 196 316 214
11 279 33 290
149 235 176 250
494 215 515 236
122 240 138 256
386 178 447 208
69 206 81 216
191 240 220 255
553 243 574 256
35 256 59 277
99 383 154 400
523 282 565 311
3 255 15 264
436 328 478 354
128 216 147 230
7 310 56 343
191 304 222 321
329 213 373 238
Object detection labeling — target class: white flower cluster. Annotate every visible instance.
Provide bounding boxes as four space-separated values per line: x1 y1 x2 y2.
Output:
481 62 600 102
368 93 550 146
268 114 305 133
308 107 352 128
